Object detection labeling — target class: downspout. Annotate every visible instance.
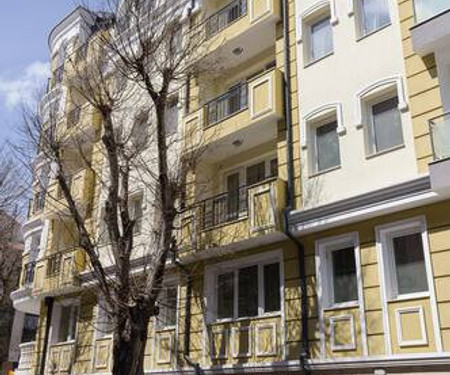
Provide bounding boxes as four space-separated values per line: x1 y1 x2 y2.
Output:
281 0 310 372
39 297 54 375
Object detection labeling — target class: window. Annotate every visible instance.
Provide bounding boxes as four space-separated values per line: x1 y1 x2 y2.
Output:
310 16 333 62
369 96 403 154
131 110 149 150
246 162 266 186
359 0 390 36
165 99 179 136
158 285 178 327
331 247 358 304
269 158 278 178
392 233 428 295
316 234 360 308
214 261 281 320
378 219 430 300
314 121 340 172
21 314 39 343
96 299 113 339
130 196 143 235
58 305 78 342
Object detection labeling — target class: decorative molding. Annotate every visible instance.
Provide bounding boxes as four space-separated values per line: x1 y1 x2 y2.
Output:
355 76 409 130
231 327 252 358
249 0 271 24
395 306 428 347
330 314 356 351
255 323 277 357
301 102 345 149
249 74 274 120
210 329 229 360
156 333 173 364
249 184 276 233
297 0 338 44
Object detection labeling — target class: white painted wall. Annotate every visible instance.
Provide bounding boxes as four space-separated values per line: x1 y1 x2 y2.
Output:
295 0 419 207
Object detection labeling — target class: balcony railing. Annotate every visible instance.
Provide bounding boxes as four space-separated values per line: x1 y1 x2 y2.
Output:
430 112 450 161
414 0 450 23
200 185 248 229
17 341 36 371
205 83 248 126
23 262 36 286
205 0 247 38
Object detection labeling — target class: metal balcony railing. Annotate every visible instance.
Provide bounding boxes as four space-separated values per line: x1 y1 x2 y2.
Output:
200 185 248 229
205 0 247 38
430 112 450 161
46 253 62 277
23 262 36 286
414 0 450 23
205 82 248 126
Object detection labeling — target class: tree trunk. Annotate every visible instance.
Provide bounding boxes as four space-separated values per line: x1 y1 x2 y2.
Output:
112 307 151 375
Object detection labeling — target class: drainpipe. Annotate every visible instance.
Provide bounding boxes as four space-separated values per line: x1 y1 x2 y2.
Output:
39 297 54 375
281 0 310 372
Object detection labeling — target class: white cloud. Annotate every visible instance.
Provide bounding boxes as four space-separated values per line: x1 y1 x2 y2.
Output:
0 61 50 110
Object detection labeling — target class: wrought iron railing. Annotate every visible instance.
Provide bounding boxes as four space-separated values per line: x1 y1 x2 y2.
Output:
23 262 36 286
200 185 248 229
205 82 247 126
46 253 62 277
205 0 247 38
429 112 450 161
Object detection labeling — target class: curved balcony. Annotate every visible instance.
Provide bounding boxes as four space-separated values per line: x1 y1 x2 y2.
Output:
180 177 286 255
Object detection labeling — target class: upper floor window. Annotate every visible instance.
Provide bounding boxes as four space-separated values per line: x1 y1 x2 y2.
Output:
165 98 179 136
310 16 334 62
96 298 114 339
314 121 340 173
369 96 403 154
359 0 391 36
130 195 143 235
57 304 79 343
215 261 280 320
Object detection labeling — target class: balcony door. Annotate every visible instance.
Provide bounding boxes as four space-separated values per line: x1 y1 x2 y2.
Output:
226 172 240 221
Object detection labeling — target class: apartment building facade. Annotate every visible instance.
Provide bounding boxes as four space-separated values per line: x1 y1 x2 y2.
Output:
10 0 450 375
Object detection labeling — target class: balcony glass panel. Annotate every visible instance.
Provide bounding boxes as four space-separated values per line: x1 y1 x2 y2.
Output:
430 113 450 160
414 0 450 23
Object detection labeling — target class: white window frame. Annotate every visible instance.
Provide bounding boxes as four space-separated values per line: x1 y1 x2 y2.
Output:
129 193 144 235
204 250 283 323
315 233 368 359
356 76 408 156
51 299 79 344
310 118 341 176
297 0 338 45
95 297 113 340
352 0 392 38
376 217 432 301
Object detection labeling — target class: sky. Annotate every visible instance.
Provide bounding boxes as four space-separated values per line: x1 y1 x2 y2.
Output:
0 1 80 145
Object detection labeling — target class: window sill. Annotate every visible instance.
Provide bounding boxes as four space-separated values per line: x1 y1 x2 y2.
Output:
309 165 341 178
155 325 176 333
388 291 430 303
356 22 391 43
304 52 334 68
365 144 405 160
210 312 281 326
323 301 359 312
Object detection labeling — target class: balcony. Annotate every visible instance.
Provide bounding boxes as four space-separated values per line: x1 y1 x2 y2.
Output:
184 69 283 161
16 342 37 375
33 247 86 296
429 112 450 193
180 177 286 253
202 0 280 67
11 259 40 314
411 1 450 56
44 168 95 217
61 104 102 141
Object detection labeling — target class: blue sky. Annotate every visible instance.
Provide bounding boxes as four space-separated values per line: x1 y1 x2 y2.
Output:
0 1 79 145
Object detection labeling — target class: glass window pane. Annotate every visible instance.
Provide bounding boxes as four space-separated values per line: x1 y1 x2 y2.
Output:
238 265 258 317
332 247 358 304
269 159 278 178
264 263 280 312
371 97 403 153
310 17 333 61
414 0 450 22
246 162 266 185
316 121 340 172
217 272 234 319
393 233 428 295
361 0 391 35
162 287 178 326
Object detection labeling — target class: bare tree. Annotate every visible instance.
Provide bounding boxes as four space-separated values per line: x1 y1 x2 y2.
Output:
19 2 215 374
